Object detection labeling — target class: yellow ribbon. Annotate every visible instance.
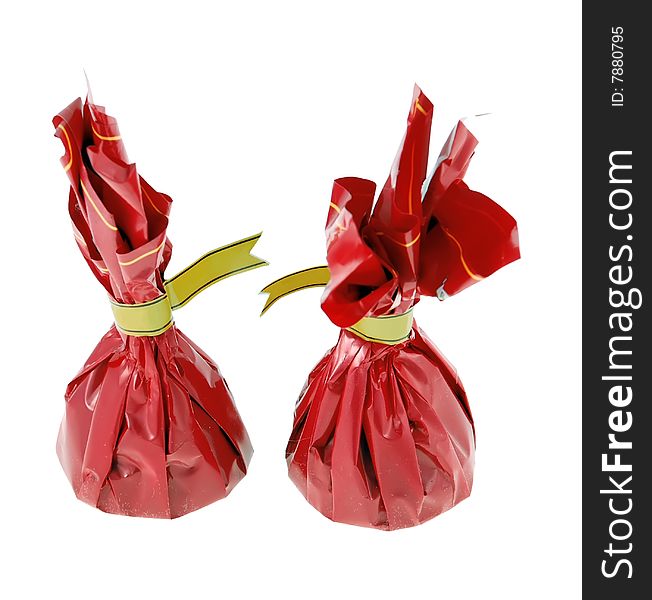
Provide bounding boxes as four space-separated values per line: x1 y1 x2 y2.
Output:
111 294 174 336
260 266 331 315
347 310 413 344
111 233 267 336
260 266 414 346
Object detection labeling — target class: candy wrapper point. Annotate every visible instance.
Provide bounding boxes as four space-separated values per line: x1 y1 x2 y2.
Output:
266 87 519 530
54 95 263 518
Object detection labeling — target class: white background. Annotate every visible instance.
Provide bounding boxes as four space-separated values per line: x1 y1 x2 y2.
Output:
0 1 581 598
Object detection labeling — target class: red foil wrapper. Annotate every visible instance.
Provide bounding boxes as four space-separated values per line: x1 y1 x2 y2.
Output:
54 97 253 518
286 87 520 530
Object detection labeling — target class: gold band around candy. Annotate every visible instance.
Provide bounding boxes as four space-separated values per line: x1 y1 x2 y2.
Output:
110 233 267 337
346 309 414 345
111 294 174 337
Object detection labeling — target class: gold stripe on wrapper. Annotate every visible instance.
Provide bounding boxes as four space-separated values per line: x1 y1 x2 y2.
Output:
260 265 414 345
111 233 267 337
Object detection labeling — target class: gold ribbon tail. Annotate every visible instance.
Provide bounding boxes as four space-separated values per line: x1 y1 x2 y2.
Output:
112 233 268 337
260 265 330 315
165 232 268 309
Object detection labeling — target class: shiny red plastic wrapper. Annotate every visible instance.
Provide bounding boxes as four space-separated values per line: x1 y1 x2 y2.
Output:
286 87 520 530
53 97 253 518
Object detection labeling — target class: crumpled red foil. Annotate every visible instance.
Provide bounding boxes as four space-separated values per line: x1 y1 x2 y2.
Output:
286 87 520 530
53 97 253 518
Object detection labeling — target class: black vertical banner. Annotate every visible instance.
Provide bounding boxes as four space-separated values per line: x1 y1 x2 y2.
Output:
583 3 650 597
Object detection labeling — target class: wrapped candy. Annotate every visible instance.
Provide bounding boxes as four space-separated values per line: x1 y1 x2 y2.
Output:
262 86 520 530
54 94 266 518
